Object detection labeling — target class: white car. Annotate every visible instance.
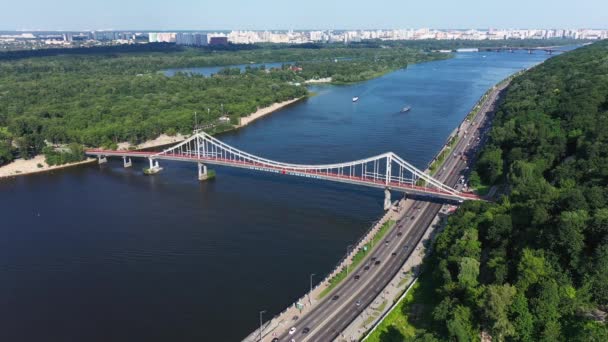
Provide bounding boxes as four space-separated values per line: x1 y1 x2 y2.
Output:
289 327 297 335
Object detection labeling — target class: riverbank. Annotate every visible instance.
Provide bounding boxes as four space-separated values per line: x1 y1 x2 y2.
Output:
0 155 96 179
237 97 305 127
362 77 514 341
117 133 188 151
305 77 332 84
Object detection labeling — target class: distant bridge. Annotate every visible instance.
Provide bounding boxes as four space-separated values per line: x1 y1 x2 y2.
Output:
479 46 562 54
86 131 480 208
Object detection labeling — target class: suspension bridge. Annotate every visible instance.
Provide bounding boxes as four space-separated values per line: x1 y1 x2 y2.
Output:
86 131 480 208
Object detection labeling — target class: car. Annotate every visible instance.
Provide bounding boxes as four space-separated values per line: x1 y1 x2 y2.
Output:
374 260 381 265
410 215 416 220
371 256 377 261
397 231 403 237
332 295 340 301
292 315 299 321
391 252 397 257
289 327 297 335
272 339 279 342
385 240 390 245
354 274 360 280
364 265 370 271
302 327 310 334
356 300 361 306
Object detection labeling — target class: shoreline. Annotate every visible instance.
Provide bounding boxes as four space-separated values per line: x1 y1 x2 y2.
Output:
0 155 96 180
0 97 306 180
237 97 305 127
244 73 513 341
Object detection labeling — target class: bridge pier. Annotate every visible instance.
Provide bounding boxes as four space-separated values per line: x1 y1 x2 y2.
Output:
98 156 107 164
144 158 162 175
383 188 392 211
198 162 214 181
123 156 132 168
198 162 207 180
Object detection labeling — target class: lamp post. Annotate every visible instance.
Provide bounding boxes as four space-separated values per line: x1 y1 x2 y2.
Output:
309 273 316 305
259 310 266 342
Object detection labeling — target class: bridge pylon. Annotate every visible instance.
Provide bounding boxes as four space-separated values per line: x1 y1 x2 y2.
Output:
383 188 392 211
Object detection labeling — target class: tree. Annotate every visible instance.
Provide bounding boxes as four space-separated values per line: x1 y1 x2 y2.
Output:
477 146 503 184
483 284 517 341
458 257 480 289
510 292 535 342
517 249 548 291
469 171 481 187
446 305 478 342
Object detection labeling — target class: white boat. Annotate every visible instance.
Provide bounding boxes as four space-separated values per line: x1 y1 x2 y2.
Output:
352 96 359 102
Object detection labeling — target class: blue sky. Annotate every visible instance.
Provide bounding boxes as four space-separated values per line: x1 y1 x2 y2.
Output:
2 0 606 31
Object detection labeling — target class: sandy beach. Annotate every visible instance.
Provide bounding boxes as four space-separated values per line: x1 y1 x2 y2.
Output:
117 133 187 150
0 155 96 179
237 97 304 127
305 77 332 84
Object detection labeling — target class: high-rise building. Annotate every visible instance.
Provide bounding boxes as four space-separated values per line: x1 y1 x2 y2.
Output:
176 33 208 46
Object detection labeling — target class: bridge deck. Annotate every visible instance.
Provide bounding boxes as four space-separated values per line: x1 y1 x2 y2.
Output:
86 149 480 201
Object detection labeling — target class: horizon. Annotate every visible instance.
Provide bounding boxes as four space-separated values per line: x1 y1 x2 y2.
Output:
2 0 606 31
3 27 608 33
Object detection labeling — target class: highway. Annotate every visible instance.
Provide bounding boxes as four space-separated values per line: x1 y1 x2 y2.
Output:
273 83 505 342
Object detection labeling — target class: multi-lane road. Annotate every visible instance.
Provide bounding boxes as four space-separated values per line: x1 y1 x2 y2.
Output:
273 84 506 342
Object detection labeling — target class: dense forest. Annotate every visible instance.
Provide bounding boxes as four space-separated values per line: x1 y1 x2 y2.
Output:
376 40 608 341
0 45 447 164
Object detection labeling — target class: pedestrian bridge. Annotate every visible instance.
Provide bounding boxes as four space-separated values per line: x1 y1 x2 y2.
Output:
86 131 480 207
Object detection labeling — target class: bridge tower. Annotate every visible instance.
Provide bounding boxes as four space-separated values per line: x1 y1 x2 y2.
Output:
383 188 392 211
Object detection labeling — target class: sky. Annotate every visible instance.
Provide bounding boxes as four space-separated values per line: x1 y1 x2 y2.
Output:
2 0 606 31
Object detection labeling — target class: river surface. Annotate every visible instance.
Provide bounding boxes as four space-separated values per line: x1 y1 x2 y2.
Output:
1 50 563 341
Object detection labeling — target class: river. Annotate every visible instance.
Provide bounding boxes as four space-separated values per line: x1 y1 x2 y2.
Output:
0 49 562 341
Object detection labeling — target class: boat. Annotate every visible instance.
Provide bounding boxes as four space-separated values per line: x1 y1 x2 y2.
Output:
401 106 411 113
352 96 359 102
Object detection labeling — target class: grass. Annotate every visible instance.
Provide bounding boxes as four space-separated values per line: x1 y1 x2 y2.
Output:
360 300 388 328
317 220 396 299
365 269 439 342
428 136 459 176
398 273 412 288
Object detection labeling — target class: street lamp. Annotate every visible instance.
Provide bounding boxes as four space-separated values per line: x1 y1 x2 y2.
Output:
346 244 353 276
309 273 316 305
259 310 266 342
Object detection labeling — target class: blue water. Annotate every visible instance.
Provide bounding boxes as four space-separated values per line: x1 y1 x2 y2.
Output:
0 50 564 342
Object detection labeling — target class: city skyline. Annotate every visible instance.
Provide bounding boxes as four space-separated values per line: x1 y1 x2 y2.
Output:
2 0 607 31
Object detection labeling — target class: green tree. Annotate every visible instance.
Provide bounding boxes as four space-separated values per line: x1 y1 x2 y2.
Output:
477 146 503 184
482 284 517 341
